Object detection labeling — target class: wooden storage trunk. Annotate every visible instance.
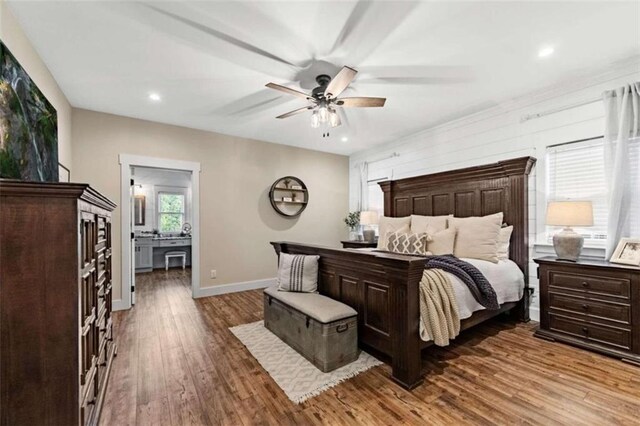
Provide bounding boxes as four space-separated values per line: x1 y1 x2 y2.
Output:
263 288 359 372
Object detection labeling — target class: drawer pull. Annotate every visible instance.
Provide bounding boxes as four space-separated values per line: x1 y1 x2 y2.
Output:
337 324 348 333
581 281 589 288
582 304 589 310
582 326 589 333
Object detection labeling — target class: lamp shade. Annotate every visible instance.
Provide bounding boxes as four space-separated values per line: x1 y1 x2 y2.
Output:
360 210 379 226
546 201 593 227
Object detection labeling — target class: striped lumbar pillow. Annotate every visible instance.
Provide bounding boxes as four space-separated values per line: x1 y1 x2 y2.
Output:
277 253 320 293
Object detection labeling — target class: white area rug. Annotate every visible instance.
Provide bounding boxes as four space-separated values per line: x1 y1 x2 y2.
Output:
229 321 382 404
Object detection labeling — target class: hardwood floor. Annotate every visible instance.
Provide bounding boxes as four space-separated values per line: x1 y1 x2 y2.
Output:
101 270 640 426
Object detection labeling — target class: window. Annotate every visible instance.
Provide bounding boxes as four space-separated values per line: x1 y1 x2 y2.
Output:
367 181 384 217
546 136 640 248
366 180 385 236
157 192 185 233
546 138 608 247
629 137 640 237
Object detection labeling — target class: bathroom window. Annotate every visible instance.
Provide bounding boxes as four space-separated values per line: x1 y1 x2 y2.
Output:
158 192 185 233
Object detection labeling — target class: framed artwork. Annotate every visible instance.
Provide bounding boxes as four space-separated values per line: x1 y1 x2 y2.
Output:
58 163 70 182
1 41 58 182
610 238 640 266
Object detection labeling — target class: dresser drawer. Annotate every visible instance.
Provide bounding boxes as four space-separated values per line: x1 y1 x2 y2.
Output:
549 270 630 300
158 238 191 247
549 293 631 325
81 372 96 426
549 314 632 350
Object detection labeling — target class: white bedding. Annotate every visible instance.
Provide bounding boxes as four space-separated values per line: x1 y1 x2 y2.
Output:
449 258 525 320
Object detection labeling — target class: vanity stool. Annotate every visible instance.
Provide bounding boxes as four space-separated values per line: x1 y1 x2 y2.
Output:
165 251 187 270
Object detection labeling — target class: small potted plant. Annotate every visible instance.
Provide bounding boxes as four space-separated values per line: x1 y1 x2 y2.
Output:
343 211 361 241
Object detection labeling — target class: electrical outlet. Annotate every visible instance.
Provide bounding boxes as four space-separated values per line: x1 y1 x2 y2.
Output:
210 269 217 279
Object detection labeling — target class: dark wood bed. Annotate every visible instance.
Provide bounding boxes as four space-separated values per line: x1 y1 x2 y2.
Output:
271 156 536 389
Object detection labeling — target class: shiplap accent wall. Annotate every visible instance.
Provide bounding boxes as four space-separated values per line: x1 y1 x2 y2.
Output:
349 62 640 322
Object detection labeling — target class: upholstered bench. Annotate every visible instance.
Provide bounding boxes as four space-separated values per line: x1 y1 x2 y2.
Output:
263 286 359 372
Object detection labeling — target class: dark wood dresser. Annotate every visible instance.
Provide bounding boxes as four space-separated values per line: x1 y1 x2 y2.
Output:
0 180 117 426
534 256 640 366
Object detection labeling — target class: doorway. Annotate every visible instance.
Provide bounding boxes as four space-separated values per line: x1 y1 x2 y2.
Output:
118 154 201 310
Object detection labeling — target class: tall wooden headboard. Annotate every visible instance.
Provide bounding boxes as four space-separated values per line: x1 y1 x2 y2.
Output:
379 156 536 276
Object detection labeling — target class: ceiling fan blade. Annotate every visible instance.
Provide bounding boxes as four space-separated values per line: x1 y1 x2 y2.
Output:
215 89 292 116
336 97 386 108
276 106 314 119
144 4 296 67
357 65 474 85
266 83 313 101
325 66 358 99
330 0 419 65
357 77 471 85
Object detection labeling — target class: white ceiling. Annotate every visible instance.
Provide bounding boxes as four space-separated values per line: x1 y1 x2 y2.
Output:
8 1 640 155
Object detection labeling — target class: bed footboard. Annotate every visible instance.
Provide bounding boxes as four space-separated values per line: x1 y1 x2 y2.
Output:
271 242 427 389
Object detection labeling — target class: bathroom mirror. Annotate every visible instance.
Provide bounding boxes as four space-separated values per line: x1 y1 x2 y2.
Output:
134 195 146 226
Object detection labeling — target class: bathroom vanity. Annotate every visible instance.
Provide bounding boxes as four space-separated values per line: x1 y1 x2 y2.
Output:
134 235 192 272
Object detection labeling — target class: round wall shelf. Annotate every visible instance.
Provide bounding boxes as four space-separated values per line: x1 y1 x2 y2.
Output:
269 176 308 217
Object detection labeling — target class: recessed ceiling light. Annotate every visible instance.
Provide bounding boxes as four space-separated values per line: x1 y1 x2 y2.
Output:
341 137 348 142
538 46 554 58
148 92 161 102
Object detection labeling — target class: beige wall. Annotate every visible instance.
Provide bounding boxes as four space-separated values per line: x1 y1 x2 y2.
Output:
1 0 73 169
72 109 349 302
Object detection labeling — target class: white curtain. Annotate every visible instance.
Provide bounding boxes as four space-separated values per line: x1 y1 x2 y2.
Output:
603 82 640 258
357 162 368 211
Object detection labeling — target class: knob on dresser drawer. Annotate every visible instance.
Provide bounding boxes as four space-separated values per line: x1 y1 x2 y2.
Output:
582 281 589 288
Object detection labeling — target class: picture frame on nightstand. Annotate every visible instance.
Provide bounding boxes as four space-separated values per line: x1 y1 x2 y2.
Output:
610 237 640 266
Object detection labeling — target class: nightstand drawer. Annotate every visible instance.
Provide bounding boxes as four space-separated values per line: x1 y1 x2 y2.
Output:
549 271 630 300
549 314 632 350
549 293 631 325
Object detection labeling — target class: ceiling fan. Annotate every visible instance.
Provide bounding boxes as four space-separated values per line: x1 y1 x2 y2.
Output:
266 66 386 130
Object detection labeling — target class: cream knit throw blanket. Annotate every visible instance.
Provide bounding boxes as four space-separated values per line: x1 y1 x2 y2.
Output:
419 269 461 346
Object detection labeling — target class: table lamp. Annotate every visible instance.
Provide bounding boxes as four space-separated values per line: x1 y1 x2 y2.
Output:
359 211 379 243
546 201 593 261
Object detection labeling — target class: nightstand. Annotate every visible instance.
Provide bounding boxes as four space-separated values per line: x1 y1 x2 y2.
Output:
534 256 640 366
341 240 377 249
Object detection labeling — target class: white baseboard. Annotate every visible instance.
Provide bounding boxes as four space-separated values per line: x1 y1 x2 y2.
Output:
195 277 276 298
112 299 130 311
530 306 540 323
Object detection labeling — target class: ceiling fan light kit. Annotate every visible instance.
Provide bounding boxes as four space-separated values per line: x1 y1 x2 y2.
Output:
266 66 386 133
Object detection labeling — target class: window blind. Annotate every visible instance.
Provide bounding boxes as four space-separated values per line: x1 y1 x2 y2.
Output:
547 136 640 246
546 138 608 247
367 182 384 217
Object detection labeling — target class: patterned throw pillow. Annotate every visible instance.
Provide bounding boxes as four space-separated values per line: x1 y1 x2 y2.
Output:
277 253 319 292
385 231 431 255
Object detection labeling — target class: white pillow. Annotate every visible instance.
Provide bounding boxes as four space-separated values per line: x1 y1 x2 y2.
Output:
497 225 513 260
410 215 449 234
449 212 503 263
426 227 456 256
385 231 431 255
377 216 411 249
277 253 319 292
